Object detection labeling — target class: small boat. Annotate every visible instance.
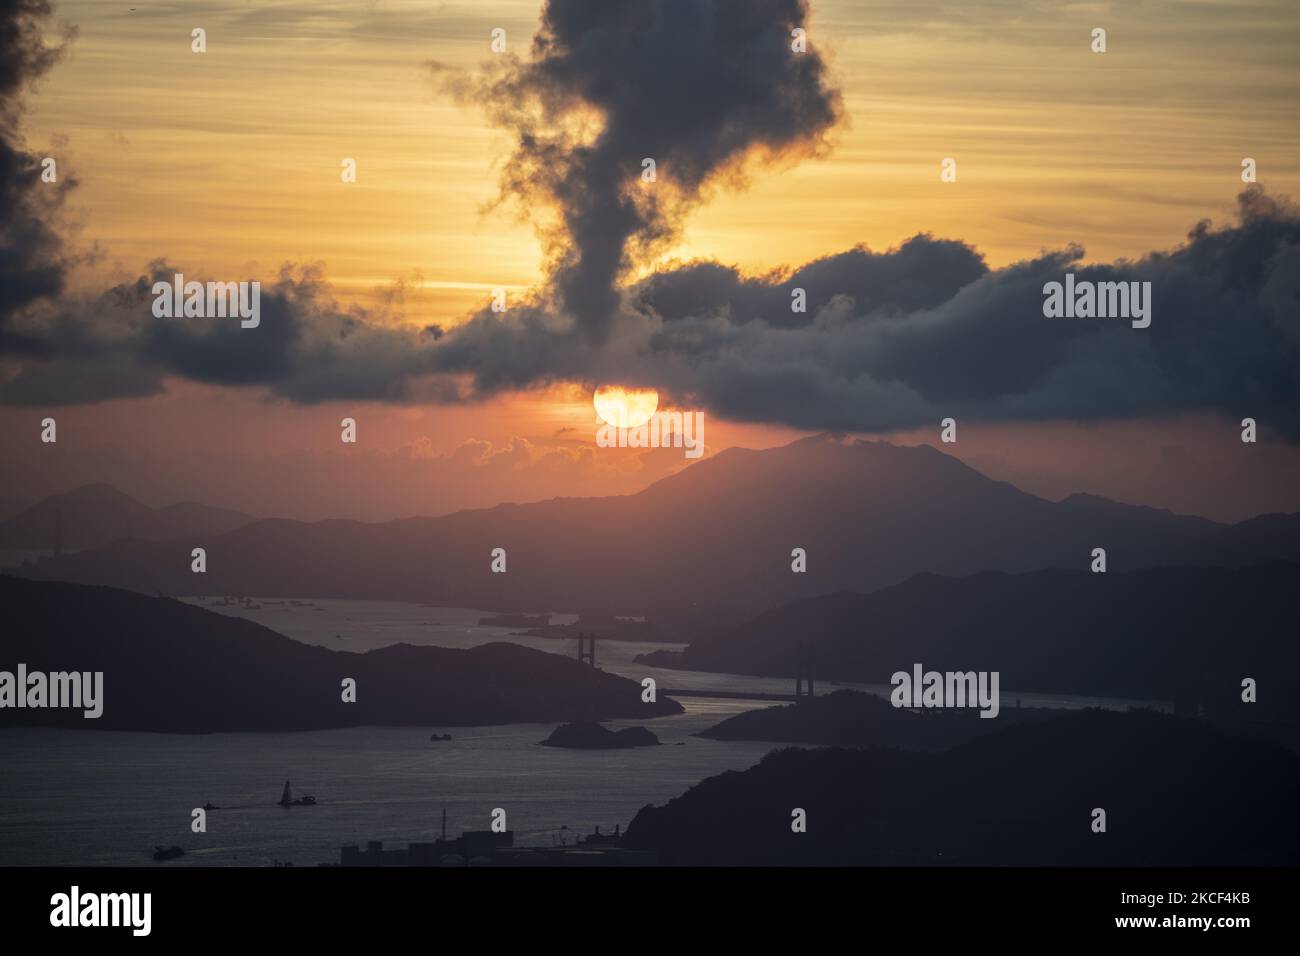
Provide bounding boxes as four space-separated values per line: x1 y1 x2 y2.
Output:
278 779 317 807
429 733 452 742
203 801 218 811
153 845 184 861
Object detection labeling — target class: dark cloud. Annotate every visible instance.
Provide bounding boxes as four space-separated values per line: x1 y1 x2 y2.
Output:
7 181 1300 442
0 0 77 342
860 188 1300 428
0 263 455 405
3 2 1299 445
441 0 842 345
434 187 1300 440
635 235 988 328
0 0 63 99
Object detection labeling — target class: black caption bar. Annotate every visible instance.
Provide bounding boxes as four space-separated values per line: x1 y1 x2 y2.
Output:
0 866 1286 942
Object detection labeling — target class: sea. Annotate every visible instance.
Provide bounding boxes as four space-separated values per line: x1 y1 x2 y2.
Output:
0 592 1167 866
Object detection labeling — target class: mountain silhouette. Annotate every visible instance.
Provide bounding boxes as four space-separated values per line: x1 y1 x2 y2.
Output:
639 562 1300 705
624 709 1300 865
698 689 1059 750
0 576 680 732
0 483 253 552
12 436 1295 623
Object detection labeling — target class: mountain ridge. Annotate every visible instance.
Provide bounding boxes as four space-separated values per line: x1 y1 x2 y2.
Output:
0 483 254 551
0 576 680 732
12 435 1292 623
636 561 1300 703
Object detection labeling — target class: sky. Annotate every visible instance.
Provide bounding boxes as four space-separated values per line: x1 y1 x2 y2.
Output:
2 0 1299 522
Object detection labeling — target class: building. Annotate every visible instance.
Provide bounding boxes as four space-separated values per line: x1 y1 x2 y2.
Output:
340 830 513 867
339 828 657 867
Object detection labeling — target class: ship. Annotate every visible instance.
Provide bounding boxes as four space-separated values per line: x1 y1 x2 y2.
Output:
153 845 184 861
277 780 317 807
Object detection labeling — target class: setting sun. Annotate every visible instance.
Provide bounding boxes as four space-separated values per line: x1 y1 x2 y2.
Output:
593 385 660 429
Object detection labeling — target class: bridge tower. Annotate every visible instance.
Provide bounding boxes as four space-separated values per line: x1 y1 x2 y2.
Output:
577 631 596 668
794 642 814 703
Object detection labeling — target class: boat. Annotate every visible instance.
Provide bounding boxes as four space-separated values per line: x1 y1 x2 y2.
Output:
277 779 317 807
203 801 218 811
429 733 452 742
153 845 184 861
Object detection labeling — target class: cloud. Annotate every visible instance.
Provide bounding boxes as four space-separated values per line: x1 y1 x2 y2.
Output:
0 261 459 405
437 0 842 345
2 1 1299 445
634 234 988 328
432 187 1300 440
0 0 78 347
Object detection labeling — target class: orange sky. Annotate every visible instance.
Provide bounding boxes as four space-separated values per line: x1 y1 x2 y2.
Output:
29 0 1300 322
6 0 1300 522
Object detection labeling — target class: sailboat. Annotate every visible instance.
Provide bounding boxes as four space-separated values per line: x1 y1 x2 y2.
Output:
277 779 316 807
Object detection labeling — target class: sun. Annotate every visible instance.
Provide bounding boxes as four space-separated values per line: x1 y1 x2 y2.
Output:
593 384 659 428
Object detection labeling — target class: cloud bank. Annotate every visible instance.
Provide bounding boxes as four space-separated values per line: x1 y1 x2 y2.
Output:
436 187 1300 439
2 0 1298 442
0 0 77 352
438 0 842 345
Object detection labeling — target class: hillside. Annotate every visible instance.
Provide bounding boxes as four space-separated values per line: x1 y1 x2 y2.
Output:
640 562 1300 703
0 576 681 732
624 709 1300 865
17 435 1280 624
0 483 253 551
698 689 1059 750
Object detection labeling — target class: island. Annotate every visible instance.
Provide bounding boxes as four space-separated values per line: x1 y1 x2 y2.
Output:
0 576 683 733
540 721 661 749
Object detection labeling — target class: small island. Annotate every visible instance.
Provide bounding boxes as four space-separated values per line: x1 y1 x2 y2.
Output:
540 721 660 749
